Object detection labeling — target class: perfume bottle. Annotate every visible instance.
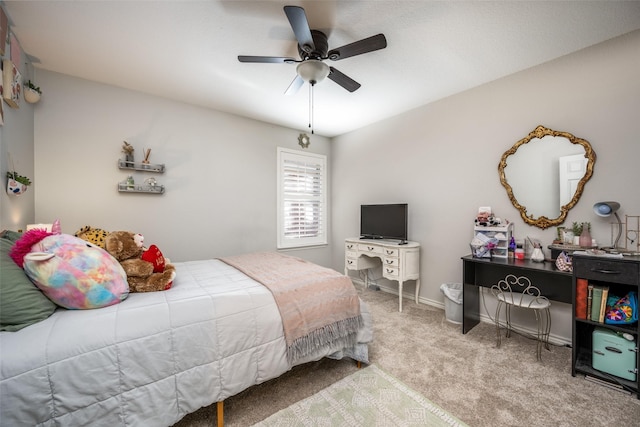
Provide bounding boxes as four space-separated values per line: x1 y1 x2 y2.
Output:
508 237 516 259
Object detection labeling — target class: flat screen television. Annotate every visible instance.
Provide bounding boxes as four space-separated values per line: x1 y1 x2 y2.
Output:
360 203 408 244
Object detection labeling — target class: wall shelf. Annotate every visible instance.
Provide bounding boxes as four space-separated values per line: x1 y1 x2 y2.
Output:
117 183 165 194
118 159 165 173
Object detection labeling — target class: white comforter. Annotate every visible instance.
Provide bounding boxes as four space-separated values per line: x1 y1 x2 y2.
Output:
0 259 372 426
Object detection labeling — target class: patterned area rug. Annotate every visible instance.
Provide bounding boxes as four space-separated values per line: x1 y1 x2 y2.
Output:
252 364 468 426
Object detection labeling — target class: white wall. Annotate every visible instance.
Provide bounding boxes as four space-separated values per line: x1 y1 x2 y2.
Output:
0 34 35 231
331 30 640 342
32 72 333 266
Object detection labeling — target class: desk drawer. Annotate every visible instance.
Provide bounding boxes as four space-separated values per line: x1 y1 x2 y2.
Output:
346 250 358 259
346 256 377 270
383 248 399 257
358 244 383 255
383 257 398 268
573 258 638 285
383 266 399 278
345 242 357 251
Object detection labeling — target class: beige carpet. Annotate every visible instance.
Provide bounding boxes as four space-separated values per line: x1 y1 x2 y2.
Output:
174 285 640 427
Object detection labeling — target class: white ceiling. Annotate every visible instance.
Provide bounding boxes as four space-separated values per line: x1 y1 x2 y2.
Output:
4 1 640 137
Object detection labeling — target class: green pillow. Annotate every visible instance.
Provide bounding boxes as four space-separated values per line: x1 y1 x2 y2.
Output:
0 237 57 332
0 229 23 242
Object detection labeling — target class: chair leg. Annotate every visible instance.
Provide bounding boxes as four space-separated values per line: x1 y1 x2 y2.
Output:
494 301 503 348
533 308 552 361
505 305 512 338
534 309 543 361
543 307 552 351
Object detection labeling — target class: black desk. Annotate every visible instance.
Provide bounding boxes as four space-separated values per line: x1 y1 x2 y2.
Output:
461 255 572 334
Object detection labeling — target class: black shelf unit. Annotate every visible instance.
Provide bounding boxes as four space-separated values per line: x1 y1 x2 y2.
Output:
571 253 640 398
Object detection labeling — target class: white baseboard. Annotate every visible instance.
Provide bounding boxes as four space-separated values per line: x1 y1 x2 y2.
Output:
353 278 571 347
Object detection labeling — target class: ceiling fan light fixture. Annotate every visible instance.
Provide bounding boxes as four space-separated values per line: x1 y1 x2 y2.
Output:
296 60 330 84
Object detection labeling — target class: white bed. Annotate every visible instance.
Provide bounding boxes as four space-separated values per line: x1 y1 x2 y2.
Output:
0 258 372 427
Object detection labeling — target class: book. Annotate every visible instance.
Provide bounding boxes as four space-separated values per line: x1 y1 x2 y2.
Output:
587 284 594 319
598 286 609 323
575 279 588 319
590 286 603 322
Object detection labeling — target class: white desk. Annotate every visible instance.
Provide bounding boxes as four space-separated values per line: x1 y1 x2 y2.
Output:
344 238 420 312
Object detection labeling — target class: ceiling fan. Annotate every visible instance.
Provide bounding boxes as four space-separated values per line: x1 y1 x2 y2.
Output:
238 5 387 95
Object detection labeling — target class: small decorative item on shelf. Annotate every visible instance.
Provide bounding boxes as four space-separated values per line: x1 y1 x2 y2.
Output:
6 171 31 196
24 80 42 104
144 177 157 188
126 175 135 190
122 141 135 166
579 223 592 248
142 148 152 168
531 243 545 262
508 236 516 259
572 222 591 246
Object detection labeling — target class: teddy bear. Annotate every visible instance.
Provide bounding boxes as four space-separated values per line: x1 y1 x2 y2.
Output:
75 225 110 248
104 231 175 293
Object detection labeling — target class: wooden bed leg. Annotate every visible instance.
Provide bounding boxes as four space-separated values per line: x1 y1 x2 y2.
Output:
217 401 224 427
357 361 361 369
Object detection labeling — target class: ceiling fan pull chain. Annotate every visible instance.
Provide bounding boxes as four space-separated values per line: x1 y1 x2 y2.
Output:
309 83 314 134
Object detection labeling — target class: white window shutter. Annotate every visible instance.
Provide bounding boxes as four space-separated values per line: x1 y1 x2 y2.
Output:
277 148 327 249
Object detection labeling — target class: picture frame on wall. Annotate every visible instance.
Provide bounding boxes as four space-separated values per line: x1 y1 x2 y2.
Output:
0 61 4 125
0 7 8 56
2 59 21 109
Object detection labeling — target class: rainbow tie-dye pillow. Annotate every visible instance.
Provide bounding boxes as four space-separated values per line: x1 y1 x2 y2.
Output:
13 232 129 309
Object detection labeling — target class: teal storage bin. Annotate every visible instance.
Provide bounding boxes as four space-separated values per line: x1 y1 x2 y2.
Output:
592 327 637 381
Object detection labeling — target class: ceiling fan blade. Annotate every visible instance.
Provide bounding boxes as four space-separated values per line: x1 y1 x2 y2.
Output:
238 55 296 64
328 67 361 92
285 75 305 95
284 6 315 53
327 34 387 61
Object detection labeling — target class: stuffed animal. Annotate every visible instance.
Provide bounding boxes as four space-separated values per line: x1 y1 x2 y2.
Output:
75 225 109 248
104 231 175 293
9 229 129 309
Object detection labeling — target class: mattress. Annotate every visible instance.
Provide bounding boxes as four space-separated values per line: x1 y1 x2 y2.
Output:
0 258 372 426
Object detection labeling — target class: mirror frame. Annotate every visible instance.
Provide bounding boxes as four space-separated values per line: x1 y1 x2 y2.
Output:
498 125 596 229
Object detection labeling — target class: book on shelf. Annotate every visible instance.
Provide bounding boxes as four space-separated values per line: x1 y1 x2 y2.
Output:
590 286 603 322
587 284 594 320
598 286 609 323
576 278 588 319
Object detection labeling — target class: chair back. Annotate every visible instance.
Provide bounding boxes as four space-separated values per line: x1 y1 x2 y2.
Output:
491 274 548 308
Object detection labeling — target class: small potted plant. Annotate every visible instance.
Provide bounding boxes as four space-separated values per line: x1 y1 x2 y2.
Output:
24 80 42 104
6 171 32 195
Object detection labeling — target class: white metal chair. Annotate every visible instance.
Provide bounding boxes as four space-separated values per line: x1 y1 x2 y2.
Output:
491 274 551 361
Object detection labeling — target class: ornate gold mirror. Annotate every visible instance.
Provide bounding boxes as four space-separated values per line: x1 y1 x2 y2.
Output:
498 125 596 229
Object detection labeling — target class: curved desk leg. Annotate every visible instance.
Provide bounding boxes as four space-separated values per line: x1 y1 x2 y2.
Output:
415 278 421 305
398 280 403 312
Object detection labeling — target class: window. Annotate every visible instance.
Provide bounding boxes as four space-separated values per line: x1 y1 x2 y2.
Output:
277 148 327 249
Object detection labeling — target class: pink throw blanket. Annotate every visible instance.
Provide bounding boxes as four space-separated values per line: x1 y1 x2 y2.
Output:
220 252 362 363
